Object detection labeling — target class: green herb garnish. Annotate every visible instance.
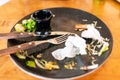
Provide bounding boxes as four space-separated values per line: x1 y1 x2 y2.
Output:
22 18 36 32
26 60 36 68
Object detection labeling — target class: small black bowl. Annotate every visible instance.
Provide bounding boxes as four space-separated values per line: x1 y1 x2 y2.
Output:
31 10 54 37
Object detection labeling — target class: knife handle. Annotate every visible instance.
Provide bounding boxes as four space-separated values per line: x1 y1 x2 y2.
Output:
0 40 47 56
0 32 34 39
0 41 36 56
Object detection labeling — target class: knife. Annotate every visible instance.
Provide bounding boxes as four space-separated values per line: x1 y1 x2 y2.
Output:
0 31 70 39
0 31 72 56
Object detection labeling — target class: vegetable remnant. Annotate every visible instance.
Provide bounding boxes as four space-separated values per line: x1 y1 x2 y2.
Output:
64 61 77 69
98 41 109 56
26 60 36 68
44 61 59 70
16 51 27 59
35 59 45 69
14 24 26 32
14 18 36 32
37 54 43 58
22 19 36 32
35 59 59 70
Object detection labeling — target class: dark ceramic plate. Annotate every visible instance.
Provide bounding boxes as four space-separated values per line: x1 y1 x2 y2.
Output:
8 7 113 79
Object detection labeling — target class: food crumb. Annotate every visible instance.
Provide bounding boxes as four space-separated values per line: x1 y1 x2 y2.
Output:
37 54 42 58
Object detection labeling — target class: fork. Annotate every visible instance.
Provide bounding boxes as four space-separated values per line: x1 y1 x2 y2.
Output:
0 33 74 56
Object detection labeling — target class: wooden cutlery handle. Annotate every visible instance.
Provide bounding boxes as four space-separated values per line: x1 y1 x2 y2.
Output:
0 40 47 56
0 41 35 56
0 32 34 39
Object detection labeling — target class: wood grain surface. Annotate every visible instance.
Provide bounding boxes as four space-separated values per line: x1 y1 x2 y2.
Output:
0 0 120 80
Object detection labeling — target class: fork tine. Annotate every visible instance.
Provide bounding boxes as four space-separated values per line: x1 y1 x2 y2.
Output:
55 35 68 44
55 34 69 41
55 33 74 44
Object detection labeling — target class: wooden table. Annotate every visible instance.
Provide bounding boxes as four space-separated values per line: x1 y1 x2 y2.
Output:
0 0 120 80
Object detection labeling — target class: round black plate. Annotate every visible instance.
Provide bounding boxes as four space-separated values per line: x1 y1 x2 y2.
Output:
9 7 113 79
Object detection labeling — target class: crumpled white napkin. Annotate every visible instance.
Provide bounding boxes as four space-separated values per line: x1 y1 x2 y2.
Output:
81 24 102 42
52 34 87 60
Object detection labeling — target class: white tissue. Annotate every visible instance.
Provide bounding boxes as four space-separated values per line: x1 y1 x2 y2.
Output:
52 34 87 60
81 24 101 42
0 0 9 6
